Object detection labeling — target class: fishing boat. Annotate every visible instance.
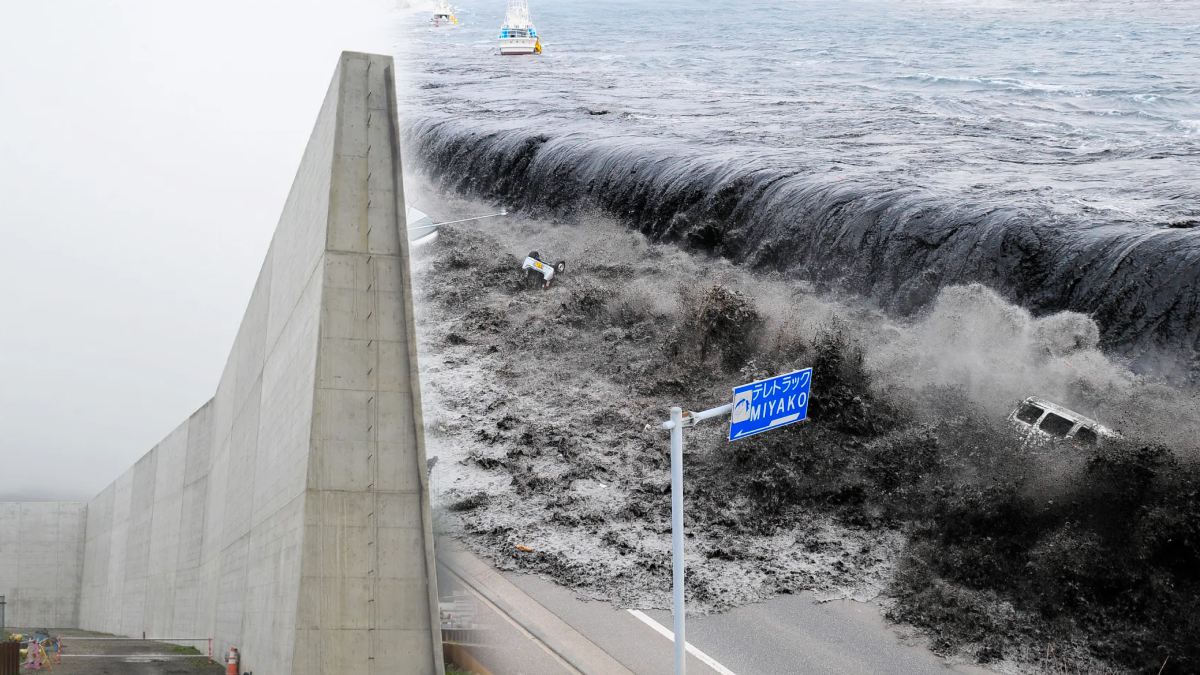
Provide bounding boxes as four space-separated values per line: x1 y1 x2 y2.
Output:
498 0 541 55
431 0 458 26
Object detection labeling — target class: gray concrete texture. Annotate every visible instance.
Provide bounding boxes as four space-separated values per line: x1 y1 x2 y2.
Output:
0 502 87 628
2 52 441 675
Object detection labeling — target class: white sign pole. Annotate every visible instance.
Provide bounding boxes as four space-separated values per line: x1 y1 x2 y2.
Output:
653 369 807 675
654 403 731 675
669 406 686 675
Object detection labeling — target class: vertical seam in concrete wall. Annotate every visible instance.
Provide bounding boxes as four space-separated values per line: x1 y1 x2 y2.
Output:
192 413 210 635
383 61 445 674
364 57 381 675
72 505 85 626
53 506 62 624
238 395 262 652
76 503 90 627
125 452 156 636
141 473 155 634
142 482 152 633
367 62 381 673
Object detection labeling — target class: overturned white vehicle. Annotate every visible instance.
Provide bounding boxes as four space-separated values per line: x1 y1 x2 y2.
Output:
1008 396 1119 446
521 250 566 289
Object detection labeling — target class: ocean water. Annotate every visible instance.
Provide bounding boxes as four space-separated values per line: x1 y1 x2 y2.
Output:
395 0 1200 374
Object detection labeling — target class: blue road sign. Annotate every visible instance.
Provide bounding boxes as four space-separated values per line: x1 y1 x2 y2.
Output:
729 368 812 441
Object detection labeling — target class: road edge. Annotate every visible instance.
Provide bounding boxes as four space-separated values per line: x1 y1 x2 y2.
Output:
437 541 635 675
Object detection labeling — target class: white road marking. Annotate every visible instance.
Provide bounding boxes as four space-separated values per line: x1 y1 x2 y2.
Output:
626 609 738 675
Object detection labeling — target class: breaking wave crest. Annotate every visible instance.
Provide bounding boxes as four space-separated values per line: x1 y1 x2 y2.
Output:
404 117 1200 381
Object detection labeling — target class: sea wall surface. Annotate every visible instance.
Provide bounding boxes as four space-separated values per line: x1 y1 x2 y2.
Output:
0 502 86 628
35 51 439 675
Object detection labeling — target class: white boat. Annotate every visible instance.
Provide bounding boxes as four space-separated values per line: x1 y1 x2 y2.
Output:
499 0 541 55
407 206 439 247
406 206 508 249
431 0 458 26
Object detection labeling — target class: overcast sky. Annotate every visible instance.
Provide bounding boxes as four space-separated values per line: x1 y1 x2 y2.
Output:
0 1 394 500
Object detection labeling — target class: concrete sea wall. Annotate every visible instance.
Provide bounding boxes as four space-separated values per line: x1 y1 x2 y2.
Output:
1 52 441 675
0 502 86 628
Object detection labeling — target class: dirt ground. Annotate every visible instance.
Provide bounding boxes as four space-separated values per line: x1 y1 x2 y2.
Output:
8 627 221 675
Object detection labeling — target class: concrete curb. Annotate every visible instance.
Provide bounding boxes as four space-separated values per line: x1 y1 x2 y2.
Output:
443 642 493 675
437 542 634 675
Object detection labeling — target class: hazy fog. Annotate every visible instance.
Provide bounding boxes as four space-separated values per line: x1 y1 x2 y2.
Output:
0 0 393 500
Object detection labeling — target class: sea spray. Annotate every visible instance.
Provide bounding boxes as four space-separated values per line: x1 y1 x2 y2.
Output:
410 198 1200 670
404 118 1200 382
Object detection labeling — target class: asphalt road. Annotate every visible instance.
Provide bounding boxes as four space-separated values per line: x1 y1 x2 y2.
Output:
504 574 994 675
436 537 996 675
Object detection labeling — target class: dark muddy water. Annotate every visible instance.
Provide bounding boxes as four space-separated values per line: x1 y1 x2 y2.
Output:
395 0 1200 376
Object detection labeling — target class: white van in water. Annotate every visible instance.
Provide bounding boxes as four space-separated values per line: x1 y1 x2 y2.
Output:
1008 396 1118 446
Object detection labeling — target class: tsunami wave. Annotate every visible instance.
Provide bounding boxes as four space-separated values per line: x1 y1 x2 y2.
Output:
404 117 1200 380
